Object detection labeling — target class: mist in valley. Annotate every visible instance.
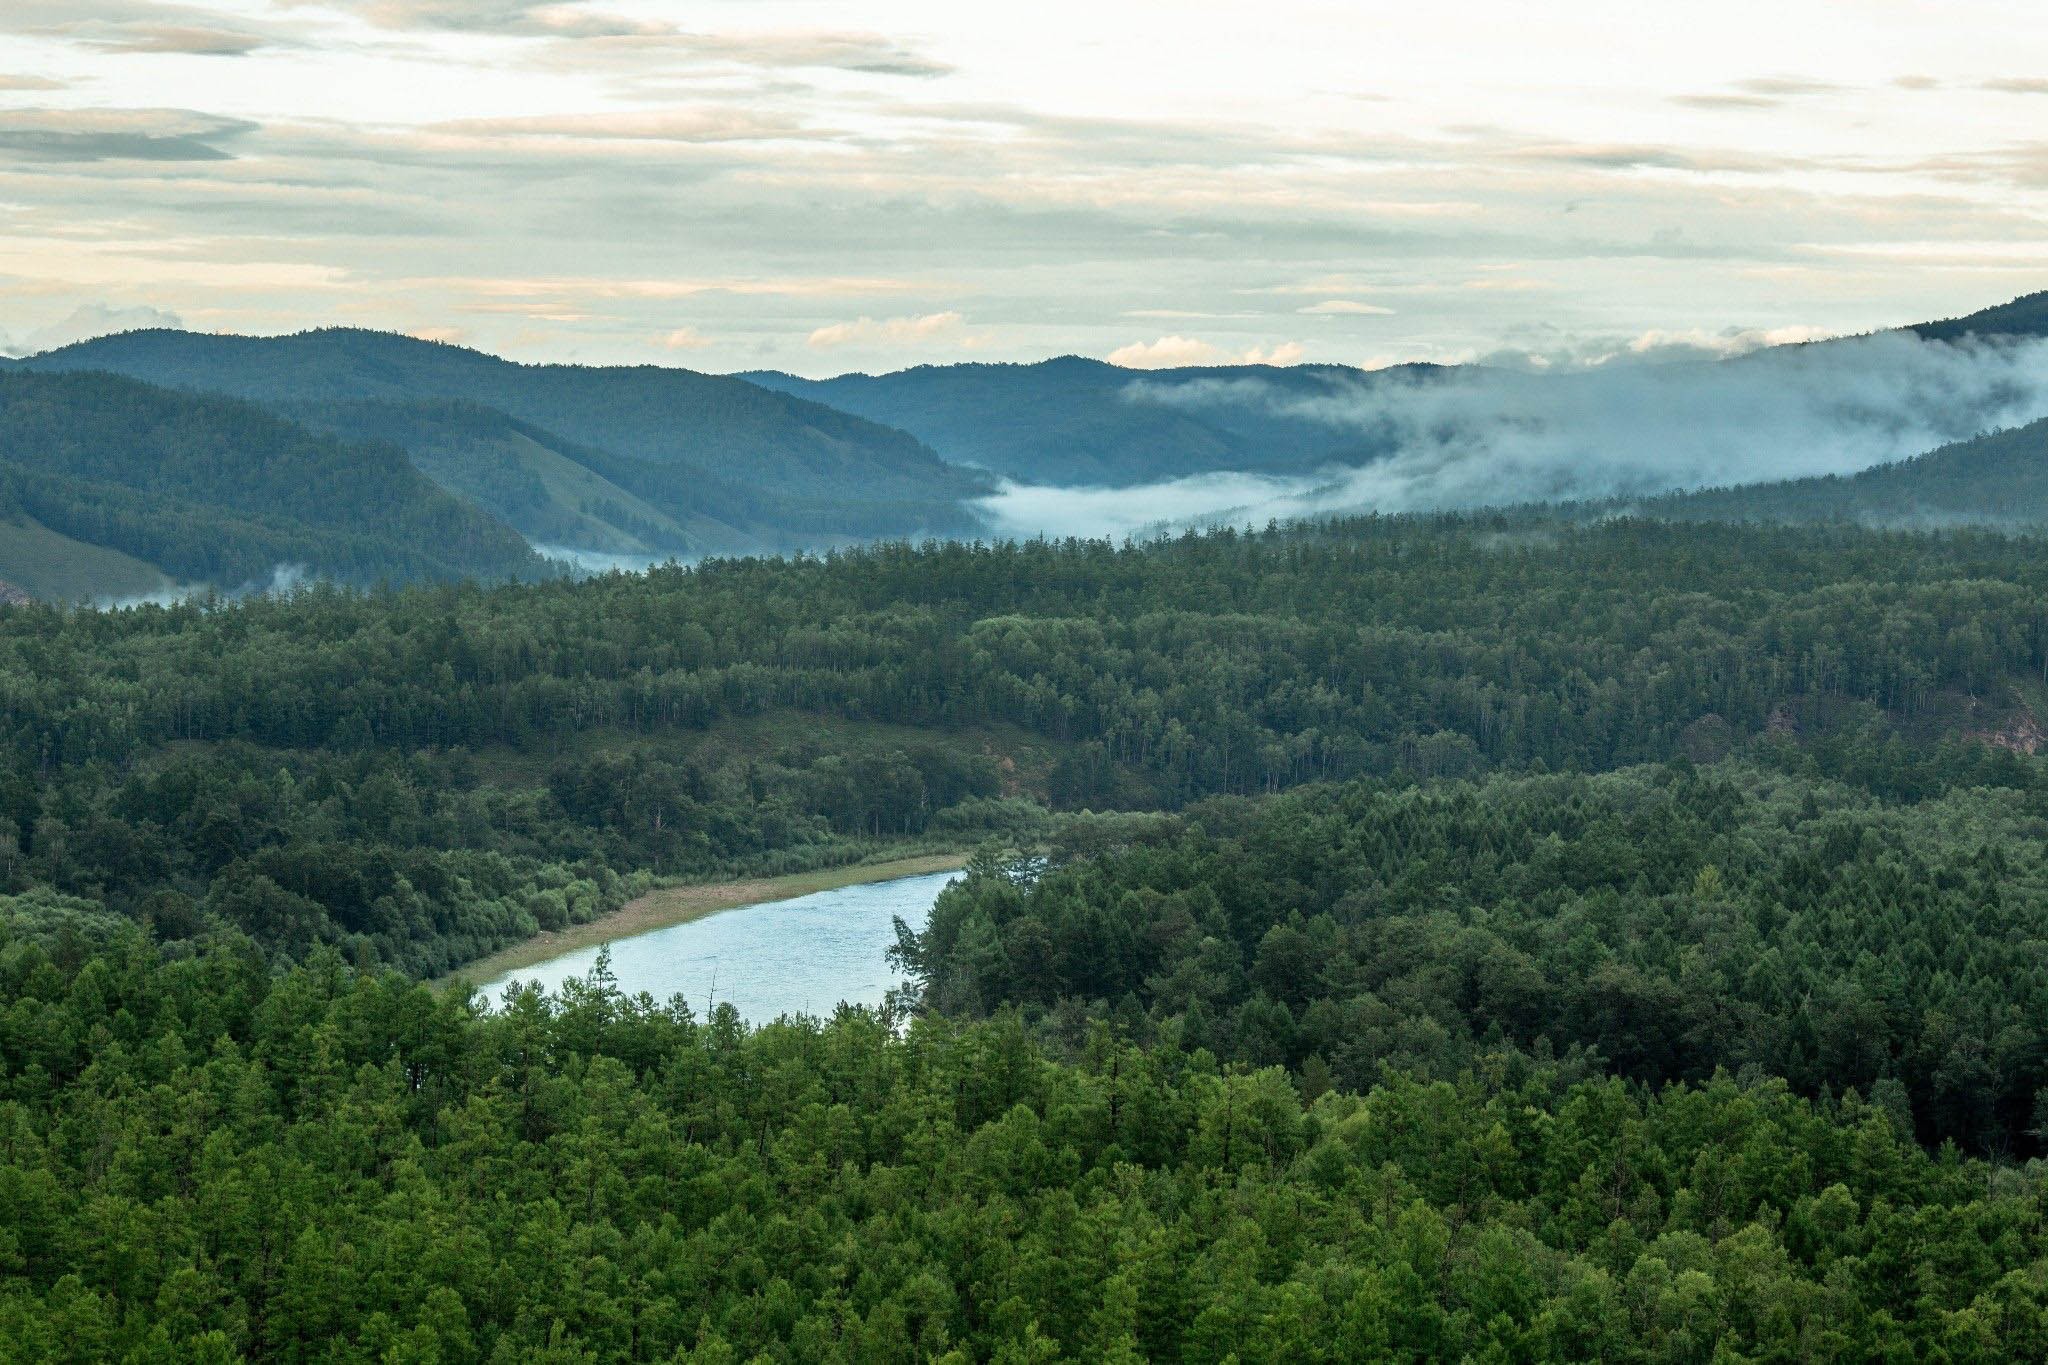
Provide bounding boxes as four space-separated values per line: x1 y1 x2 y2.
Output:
978 331 2048 539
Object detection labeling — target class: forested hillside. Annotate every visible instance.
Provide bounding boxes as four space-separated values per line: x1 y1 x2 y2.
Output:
1629 416 2048 529
909 762 2048 1154
3 513 2047 1359
2 939 2044 1361
741 357 1447 484
2 515 2045 973
17 329 990 550
0 371 543 596
1908 289 2048 343
742 291 2048 491
280 399 710 559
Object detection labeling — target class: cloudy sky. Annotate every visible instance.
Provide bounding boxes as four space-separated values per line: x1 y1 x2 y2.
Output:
3 0 2046 374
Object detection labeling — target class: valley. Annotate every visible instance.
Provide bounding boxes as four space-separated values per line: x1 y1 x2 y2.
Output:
4 291 2047 602
8 8 2048 1349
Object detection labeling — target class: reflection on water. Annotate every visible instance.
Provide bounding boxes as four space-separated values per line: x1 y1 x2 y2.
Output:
477 869 959 1023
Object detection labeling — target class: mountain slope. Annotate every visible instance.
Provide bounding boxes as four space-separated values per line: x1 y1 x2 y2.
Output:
0 370 544 597
18 329 991 549
1907 289 2048 344
279 399 740 558
746 292 2048 490
741 357 1450 485
0 513 173 603
1629 415 2048 529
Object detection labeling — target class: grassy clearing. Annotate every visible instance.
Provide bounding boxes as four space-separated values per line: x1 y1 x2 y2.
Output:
438 849 971 988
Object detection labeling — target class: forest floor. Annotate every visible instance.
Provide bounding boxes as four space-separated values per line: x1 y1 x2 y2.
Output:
438 850 973 987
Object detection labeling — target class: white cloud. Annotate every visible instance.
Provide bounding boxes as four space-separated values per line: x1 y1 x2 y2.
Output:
1107 336 1307 368
3 302 182 357
428 109 822 143
1624 323 1835 357
6 2 2048 370
0 106 257 161
807 311 966 349
660 326 712 350
990 331 2048 534
1477 322 1843 370
347 1 640 36
1298 300 1395 316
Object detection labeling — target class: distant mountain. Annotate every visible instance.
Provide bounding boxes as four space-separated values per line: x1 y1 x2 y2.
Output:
1628 416 2048 530
17 329 991 551
1907 290 2048 344
0 371 544 600
746 292 2048 489
740 357 1451 485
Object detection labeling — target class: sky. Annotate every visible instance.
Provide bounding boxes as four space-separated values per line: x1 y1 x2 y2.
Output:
2 1 2046 376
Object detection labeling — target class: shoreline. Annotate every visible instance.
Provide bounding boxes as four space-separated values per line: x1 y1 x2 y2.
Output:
438 851 971 988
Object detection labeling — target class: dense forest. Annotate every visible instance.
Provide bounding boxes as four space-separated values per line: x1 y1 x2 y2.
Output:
2 936 2045 1361
0 372 544 594
746 290 2048 487
740 358 1449 483
0 515 2042 973
906 761 2048 1154
1628 417 2048 530
1 513 2046 1358
16 329 991 553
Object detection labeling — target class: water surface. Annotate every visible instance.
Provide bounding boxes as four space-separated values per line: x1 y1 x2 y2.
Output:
478 869 958 1023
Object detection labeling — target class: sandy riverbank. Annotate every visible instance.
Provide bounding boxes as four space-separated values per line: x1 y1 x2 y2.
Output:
439 851 972 988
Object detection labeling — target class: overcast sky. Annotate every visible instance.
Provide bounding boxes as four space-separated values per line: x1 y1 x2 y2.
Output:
3 0 2046 374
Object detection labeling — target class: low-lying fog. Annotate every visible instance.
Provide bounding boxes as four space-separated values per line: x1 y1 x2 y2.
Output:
533 544 679 576
978 332 2048 539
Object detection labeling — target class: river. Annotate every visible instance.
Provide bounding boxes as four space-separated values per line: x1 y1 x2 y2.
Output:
474 868 960 1022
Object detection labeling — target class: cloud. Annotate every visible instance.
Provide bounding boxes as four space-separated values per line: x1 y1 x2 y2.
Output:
0 107 257 162
428 109 821 143
1982 78 2048 95
660 326 712 350
661 32 952 78
343 0 953 77
1470 322 1841 371
1504 142 1794 174
1732 76 1843 98
1108 336 1228 367
346 1 644 36
1094 332 2048 520
2 302 183 357
80 25 267 56
2 2 278 56
977 469 1310 541
807 311 966 349
0 75 66 91
1298 300 1394 316
1107 336 1307 368
1670 93 1784 111
1671 75 1845 111
1 4 2034 376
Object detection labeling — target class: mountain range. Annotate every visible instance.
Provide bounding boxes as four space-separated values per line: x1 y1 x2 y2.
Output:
1627 414 2048 531
0 290 2043 601
739 358 1455 484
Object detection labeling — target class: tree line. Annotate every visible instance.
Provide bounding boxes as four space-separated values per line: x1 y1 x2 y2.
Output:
0 515 2041 972
905 758 2048 1155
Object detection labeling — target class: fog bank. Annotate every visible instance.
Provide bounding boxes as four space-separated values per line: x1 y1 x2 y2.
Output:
979 333 2048 539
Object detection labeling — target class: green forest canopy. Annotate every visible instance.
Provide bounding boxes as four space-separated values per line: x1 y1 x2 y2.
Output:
1 513 2046 1359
